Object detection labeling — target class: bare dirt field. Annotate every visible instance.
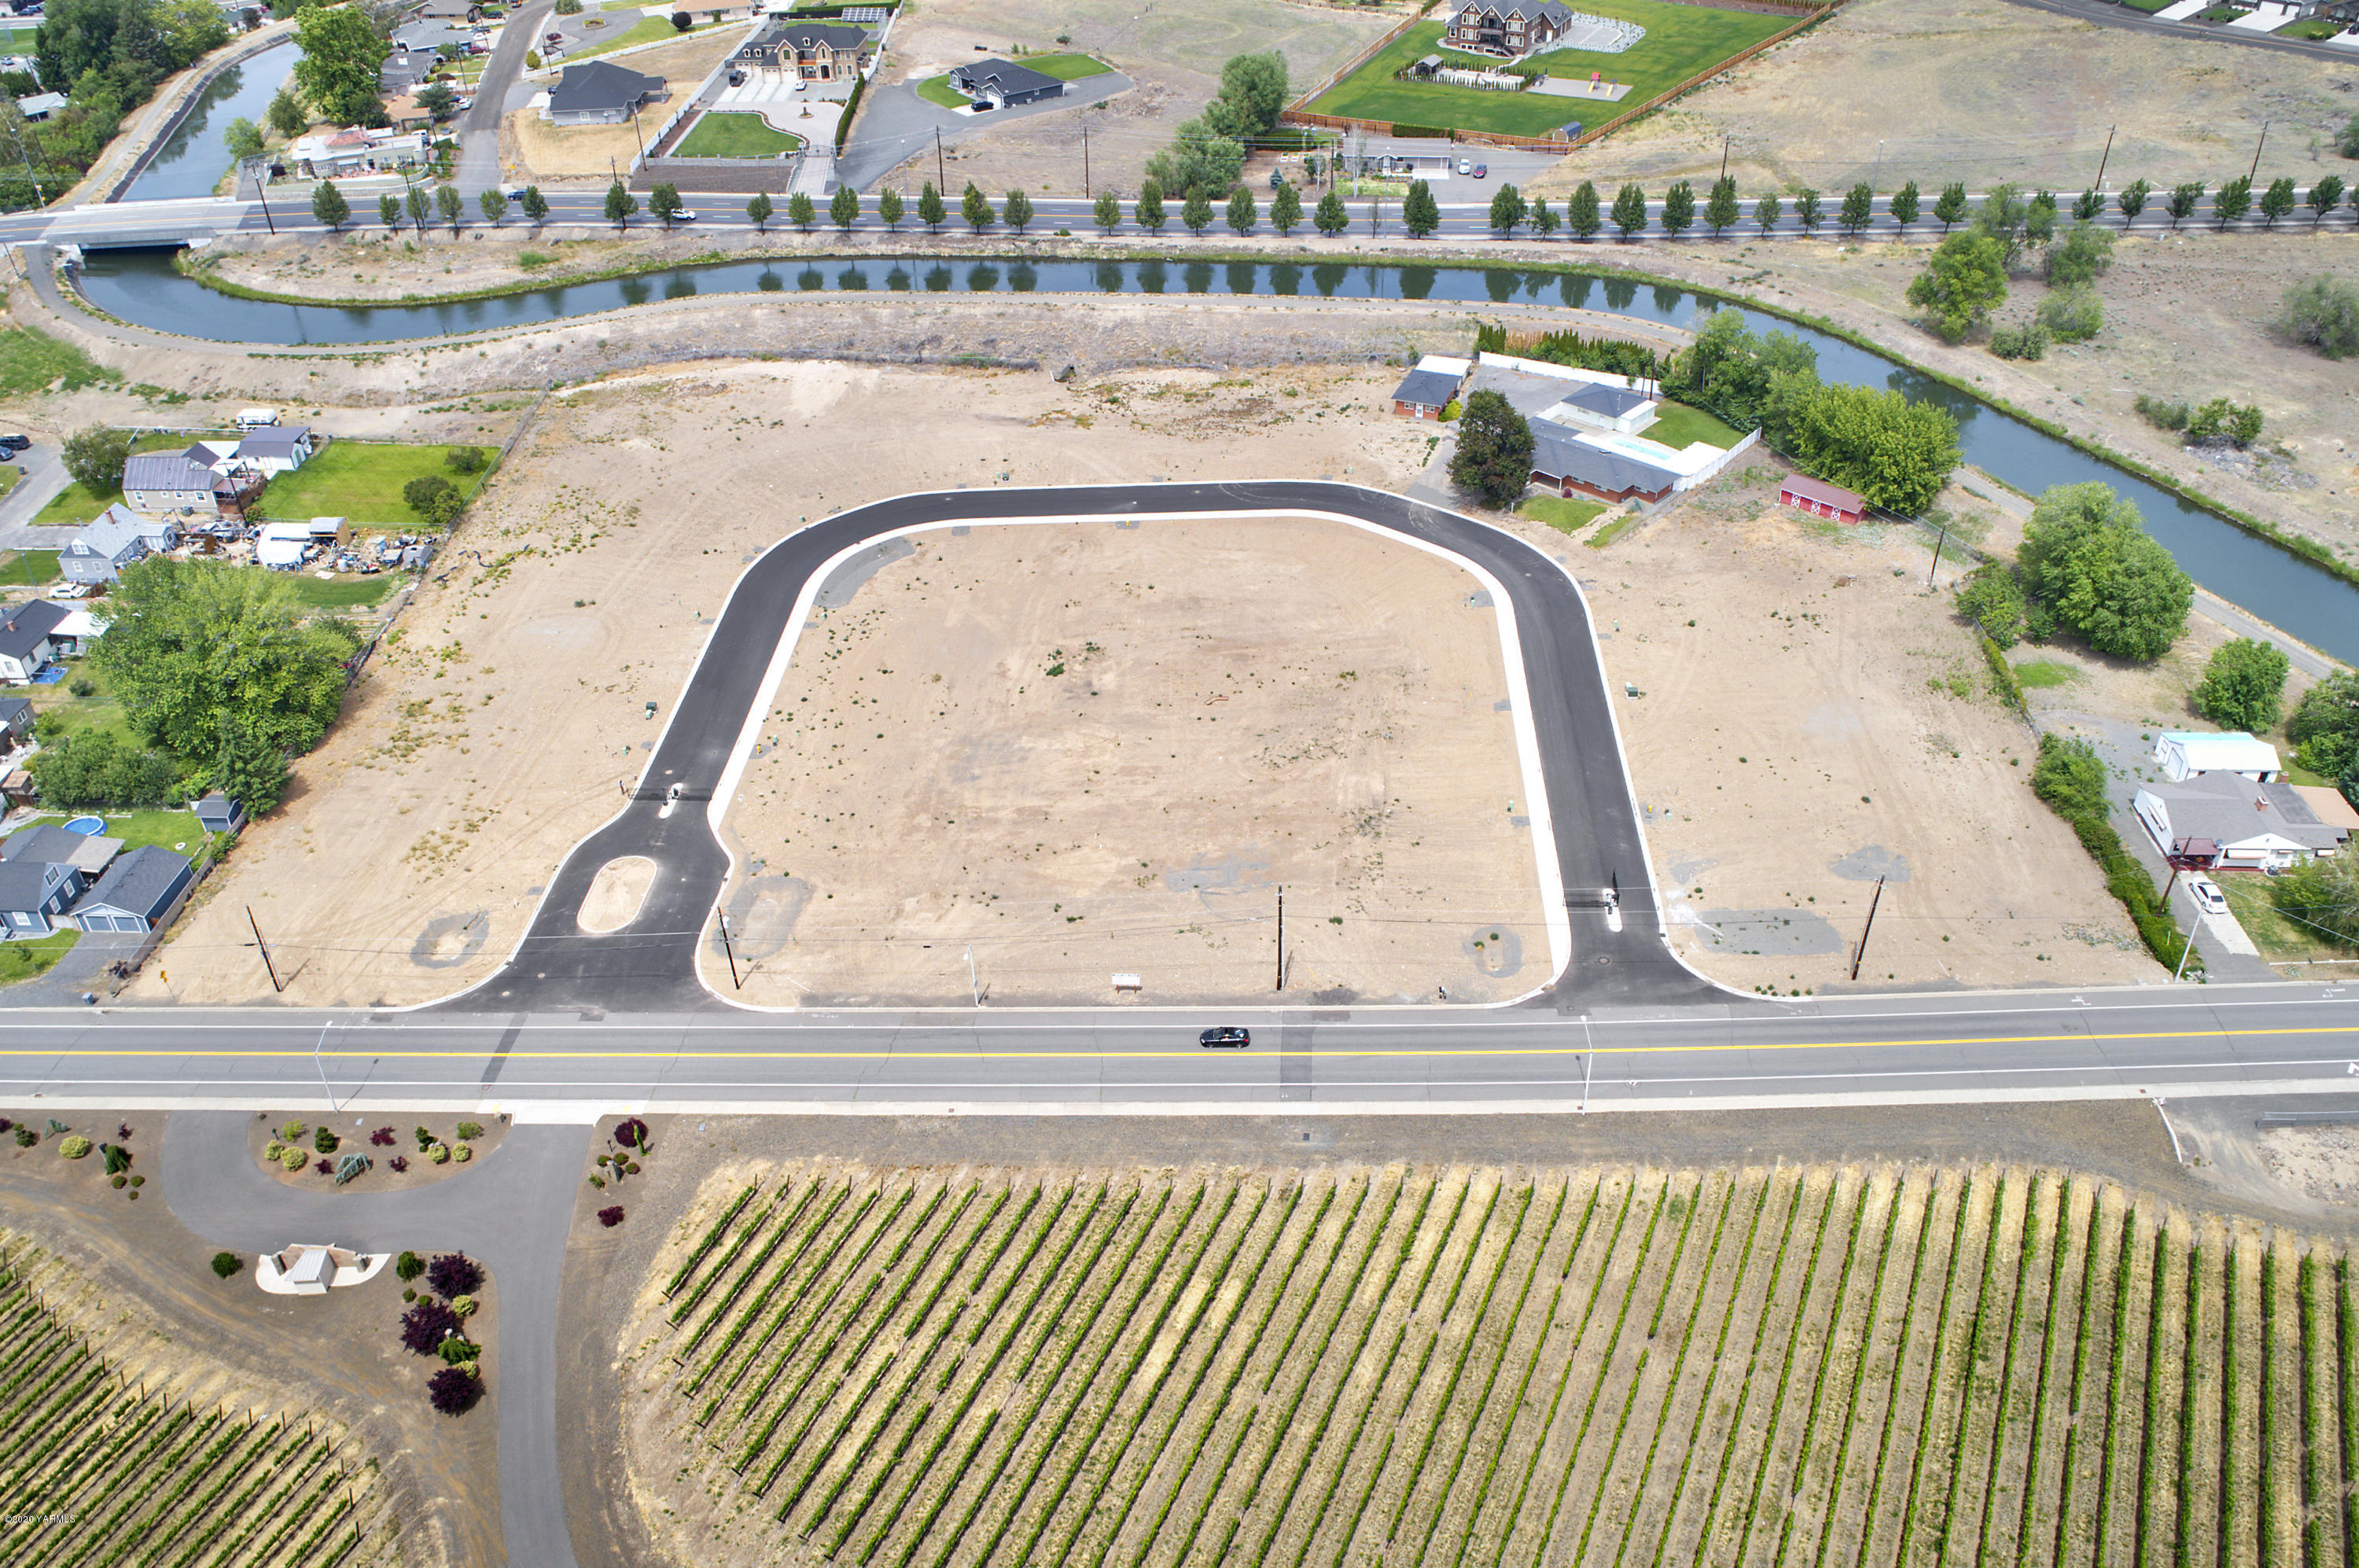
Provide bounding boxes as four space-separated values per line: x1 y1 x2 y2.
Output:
129 360 1437 1007
716 513 1543 1007
1523 452 2162 993
876 0 1404 197
504 30 747 183
1538 0 2359 193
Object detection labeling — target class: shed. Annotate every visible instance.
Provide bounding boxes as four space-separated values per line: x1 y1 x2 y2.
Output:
1778 475 1867 525
194 792 248 834
0 696 31 743
230 425 315 477
2154 730 2281 783
68 845 194 933
1543 381 1658 435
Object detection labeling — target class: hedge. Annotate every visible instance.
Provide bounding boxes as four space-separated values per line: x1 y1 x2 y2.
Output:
1982 636 2025 716
1390 123 1451 138
835 72 866 153
2030 734 2195 973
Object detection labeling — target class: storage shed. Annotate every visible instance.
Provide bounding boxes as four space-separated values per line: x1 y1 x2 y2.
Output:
1778 475 1866 525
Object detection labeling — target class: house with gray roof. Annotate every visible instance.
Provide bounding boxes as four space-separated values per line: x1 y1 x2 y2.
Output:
2 823 123 880
0 856 83 937
1542 381 1658 434
546 60 666 124
68 845 195 933
1527 422 1682 505
1390 355 1472 420
0 600 66 683
948 57 1065 108
738 20 871 81
2133 774 2351 871
227 425 315 477
0 696 31 746
122 451 224 514
61 505 178 585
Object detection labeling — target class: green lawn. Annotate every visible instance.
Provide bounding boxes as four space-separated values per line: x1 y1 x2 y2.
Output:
675 112 803 157
1641 399 1741 451
2118 0 2177 10
570 14 736 60
285 573 401 609
2279 15 2345 35
31 433 209 527
25 661 133 748
919 53 1107 107
1308 7 1792 138
1587 515 1638 548
0 326 122 397
917 73 970 109
0 929 78 986
252 442 490 527
1520 495 1606 533
2218 872 2356 963
0 550 60 587
12 810 213 858
2011 659 2079 689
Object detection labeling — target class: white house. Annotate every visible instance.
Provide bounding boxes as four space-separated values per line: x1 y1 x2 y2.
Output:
1538 380 1658 436
2152 730 2281 783
0 600 65 683
60 506 164 585
2134 775 2349 870
121 451 221 515
228 425 316 477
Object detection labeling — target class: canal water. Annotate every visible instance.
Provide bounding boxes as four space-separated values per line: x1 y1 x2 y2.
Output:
119 40 300 203
73 249 2359 664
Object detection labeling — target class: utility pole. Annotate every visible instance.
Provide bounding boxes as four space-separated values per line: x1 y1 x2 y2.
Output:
2250 120 2269 183
934 127 944 192
1274 885 1284 992
2094 123 2115 193
716 913 742 989
1872 138 1882 190
1719 134 1729 183
1927 516 1950 587
248 160 277 234
1849 875 1886 981
965 944 978 1007
247 905 282 993
1081 125 1089 197
313 1021 336 1111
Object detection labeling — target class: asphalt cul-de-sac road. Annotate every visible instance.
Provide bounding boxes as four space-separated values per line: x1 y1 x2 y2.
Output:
448 480 1704 1016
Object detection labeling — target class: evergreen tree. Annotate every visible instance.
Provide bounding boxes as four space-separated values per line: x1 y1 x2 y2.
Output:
1566 180 1601 240
1312 188 1347 236
1661 179 1694 238
604 181 635 228
1530 197 1558 238
746 191 772 231
2311 174 2346 228
1703 175 1739 237
1402 179 1439 237
1003 188 1033 233
962 182 995 232
1753 191 1782 235
830 184 859 232
2166 181 2203 229
311 180 349 231
1136 179 1167 233
1270 181 1301 236
918 181 946 232
1932 180 1967 232
1094 190 1121 234
2072 186 2105 223
2214 175 2251 229
2258 176 2296 228
520 186 548 225
2118 179 2151 225
212 717 289 817
1890 179 1919 234
1609 182 1647 239
1226 184 1255 234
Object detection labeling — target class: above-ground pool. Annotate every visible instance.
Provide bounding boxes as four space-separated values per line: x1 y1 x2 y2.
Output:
61 816 105 835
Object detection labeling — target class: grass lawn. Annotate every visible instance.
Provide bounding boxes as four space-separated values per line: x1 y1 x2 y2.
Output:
675 112 803 157
1587 514 1638 548
2279 15 2345 35
1308 6 1791 138
285 573 400 610
0 326 122 397
2118 0 2177 9
0 929 78 986
572 14 734 60
0 550 60 587
1642 399 1741 451
1520 495 1606 533
13 810 213 858
29 433 210 528
2011 659 2079 689
1021 53 1113 80
25 661 134 747
2217 872 2357 963
252 441 490 527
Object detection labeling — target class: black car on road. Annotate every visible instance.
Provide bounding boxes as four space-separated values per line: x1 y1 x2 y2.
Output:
1198 1026 1250 1048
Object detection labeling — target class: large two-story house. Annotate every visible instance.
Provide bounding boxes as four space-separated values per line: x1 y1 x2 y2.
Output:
735 20 871 82
1444 0 1576 58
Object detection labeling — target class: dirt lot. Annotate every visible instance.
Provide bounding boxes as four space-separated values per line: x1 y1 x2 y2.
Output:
876 0 1404 197
131 361 1435 1007
504 30 747 183
1526 451 2162 992
1537 0 2359 193
716 513 1543 1007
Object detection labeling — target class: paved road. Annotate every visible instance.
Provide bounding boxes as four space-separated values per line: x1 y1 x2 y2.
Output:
0 441 69 550
161 1110 590 1568
2004 0 2359 61
441 481 1686 1015
456 0 556 196
837 69 1135 194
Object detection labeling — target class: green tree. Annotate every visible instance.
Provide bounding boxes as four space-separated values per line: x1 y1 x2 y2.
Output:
61 424 131 494
311 179 349 230
26 731 176 810
1905 230 2008 343
267 86 306 140
406 185 430 234
1838 181 1872 237
2342 114 2359 160
222 115 263 160
670 7 690 28
649 181 682 227
2118 179 2151 224
1003 187 1032 233
1661 179 1694 238
520 185 547 225
1753 190 1781 235
877 186 903 231
1703 175 1738 237
917 180 945 232
1890 179 1919 234
1400 179 1437 237
1566 180 1600 240
1181 187 1213 235
292 2 389 126
2166 180 2203 229
1270 180 1301 236
2278 274 2359 359
830 183 859 232
2193 637 2291 732
787 190 815 230
2025 189 2057 247
1093 190 1121 234
2072 186 2104 223
1224 183 1254 234
1213 50 1288 136
477 186 506 226
1784 383 1960 514
435 182 462 231
2037 284 2103 343
2044 222 2114 286
1932 180 1967 233
1313 188 1346 237
1448 388 1534 510
2214 174 2251 229
1135 179 1166 233
2270 850 2359 948
1530 197 1559 238
1488 182 1525 236
90 558 362 761
1609 182 1647 239
2310 174 2345 227
1794 186 1821 233
1143 118 1244 201
211 716 289 816
961 182 994 232
378 191 401 230
2288 672 2359 787
605 180 635 228
1954 563 2028 647
415 80 456 122
2017 482 2192 661
1668 310 1820 437
2259 175 2296 228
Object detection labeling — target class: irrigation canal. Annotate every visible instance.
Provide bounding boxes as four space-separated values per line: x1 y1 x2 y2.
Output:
77 248 2359 665
116 41 299 203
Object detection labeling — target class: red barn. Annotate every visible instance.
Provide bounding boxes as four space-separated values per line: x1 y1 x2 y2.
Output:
1779 475 1867 525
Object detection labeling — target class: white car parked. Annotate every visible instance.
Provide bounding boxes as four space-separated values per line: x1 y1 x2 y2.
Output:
2184 875 2229 917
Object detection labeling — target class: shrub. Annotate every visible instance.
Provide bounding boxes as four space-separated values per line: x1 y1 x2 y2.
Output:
2278 275 2359 359
128 1175 142 1187
315 1158 333 1175
396 1250 425 1282
211 1251 241 1278
57 1136 91 1159
587 1174 605 1188
451 1293 477 1316
414 1125 434 1150
455 1120 484 1140
2044 222 2114 286
1989 322 2048 360
1955 564 2028 646
401 1298 462 1354
111 1174 126 1187
670 8 690 28
279 1120 307 1142
2194 638 2291 732
101 1143 129 1174
403 1287 416 1301
2037 285 2103 342
68 677 94 698
280 1147 306 1170
2188 397 2263 446
390 1155 409 1172
427 1252 484 1297
13 1127 35 1147
2270 849 2359 947
429 1143 451 1165
426 1365 480 1415
437 1335 479 1364
613 1117 649 1150
313 1126 338 1154
403 474 459 525
2030 733 2193 970
443 448 487 476
599 1205 625 1227
265 1141 285 1161
2133 394 2188 432
455 1143 472 1162
370 1127 396 1146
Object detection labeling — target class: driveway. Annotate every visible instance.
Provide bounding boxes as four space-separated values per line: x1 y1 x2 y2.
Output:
458 0 555 193
0 446 72 551
163 1108 592 1568
0 929 145 1008
837 68 1130 193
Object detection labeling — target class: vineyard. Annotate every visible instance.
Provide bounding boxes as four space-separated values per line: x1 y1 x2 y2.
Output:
0 1243 398 1568
632 1161 2357 1567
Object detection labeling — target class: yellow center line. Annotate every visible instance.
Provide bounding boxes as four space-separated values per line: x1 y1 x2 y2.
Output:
5 1024 2356 1062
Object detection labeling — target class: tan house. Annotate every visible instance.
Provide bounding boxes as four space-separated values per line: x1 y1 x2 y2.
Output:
1444 1 1576 59
736 20 871 82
